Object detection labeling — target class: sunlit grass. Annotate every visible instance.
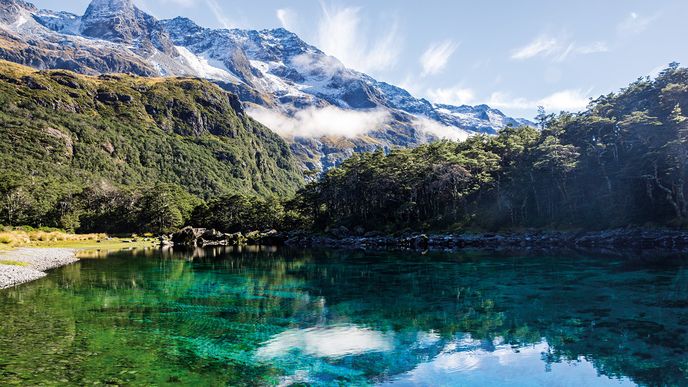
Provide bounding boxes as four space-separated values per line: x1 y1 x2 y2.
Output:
0 228 157 251
0 259 30 267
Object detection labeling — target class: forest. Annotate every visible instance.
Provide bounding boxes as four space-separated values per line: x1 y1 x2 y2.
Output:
2 63 688 235
290 63 688 232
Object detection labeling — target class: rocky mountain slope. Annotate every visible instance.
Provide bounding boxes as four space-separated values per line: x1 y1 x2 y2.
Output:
0 60 303 198
0 0 531 170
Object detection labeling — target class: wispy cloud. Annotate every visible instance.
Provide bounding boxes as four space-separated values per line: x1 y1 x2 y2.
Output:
420 40 458 77
617 12 659 35
487 89 592 112
205 0 234 29
426 86 476 106
511 34 608 62
276 8 298 31
247 106 390 138
511 36 559 60
316 3 402 74
413 116 470 141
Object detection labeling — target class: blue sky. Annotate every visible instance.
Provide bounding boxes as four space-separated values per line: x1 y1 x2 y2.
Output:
30 0 688 119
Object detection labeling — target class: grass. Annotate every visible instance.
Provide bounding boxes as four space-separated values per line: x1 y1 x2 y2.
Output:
0 229 157 251
0 259 29 267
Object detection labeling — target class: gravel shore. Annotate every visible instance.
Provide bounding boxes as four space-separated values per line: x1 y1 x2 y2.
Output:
0 248 78 290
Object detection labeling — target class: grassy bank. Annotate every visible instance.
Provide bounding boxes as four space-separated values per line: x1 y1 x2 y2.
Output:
0 228 156 251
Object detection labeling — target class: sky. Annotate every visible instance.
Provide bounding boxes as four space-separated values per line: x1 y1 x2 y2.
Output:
29 0 688 119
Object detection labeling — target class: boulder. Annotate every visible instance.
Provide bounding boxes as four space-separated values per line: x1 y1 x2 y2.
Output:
244 231 262 244
328 226 351 239
171 227 206 246
259 229 285 245
226 232 246 246
412 234 429 249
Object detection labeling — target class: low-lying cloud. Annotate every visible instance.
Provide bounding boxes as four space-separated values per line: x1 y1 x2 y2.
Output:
247 106 391 138
413 116 470 141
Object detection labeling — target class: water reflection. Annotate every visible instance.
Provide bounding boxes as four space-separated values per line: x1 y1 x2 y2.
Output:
0 247 687 385
383 336 634 386
256 325 395 359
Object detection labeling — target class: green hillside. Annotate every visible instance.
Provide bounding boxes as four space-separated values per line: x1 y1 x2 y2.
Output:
0 60 303 231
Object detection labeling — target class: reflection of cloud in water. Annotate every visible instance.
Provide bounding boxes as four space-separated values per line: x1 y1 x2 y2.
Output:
382 336 635 386
255 325 394 359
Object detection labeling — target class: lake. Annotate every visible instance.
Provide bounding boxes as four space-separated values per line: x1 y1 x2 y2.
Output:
1 246 687 386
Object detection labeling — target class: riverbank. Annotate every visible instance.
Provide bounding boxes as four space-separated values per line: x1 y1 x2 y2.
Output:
282 228 688 250
0 248 78 289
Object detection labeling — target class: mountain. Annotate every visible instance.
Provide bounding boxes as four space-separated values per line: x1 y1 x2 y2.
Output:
0 60 303 200
0 0 532 170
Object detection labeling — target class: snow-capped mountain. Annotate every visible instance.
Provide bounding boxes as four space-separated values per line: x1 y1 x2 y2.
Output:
0 0 532 170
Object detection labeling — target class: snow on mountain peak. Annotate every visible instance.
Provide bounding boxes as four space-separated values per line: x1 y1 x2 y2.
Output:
0 0 533 171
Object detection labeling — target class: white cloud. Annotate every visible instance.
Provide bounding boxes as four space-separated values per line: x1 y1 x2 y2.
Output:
575 41 609 55
316 4 401 74
487 89 591 112
617 12 658 35
511 36 559 60
205 0 234 29
255 325 394 360
291 52 345 79
247 105 390 138
276 8 298 31
511 35 608 62
420 40 458 77
413 116 470 141
426 86 476 106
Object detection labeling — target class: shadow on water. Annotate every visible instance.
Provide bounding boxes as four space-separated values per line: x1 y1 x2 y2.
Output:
1 246 687 385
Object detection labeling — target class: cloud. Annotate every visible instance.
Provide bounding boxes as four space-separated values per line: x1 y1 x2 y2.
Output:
511 36 559 60
247 105 390 138
575 41 609 55
617 12 659 35
426 86 476 106
316 4 401 74
420 40 459 77
290 52 345 79
255 325 394 360
413 116 470 141
511 35 608 62
487 89 591 112
276 8 298 31
205 0 234 29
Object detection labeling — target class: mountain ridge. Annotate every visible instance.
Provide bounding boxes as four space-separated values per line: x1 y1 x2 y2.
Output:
0 0 532 170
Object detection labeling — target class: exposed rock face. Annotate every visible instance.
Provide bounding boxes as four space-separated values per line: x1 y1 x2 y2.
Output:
43 127 73 158
80 0 177 56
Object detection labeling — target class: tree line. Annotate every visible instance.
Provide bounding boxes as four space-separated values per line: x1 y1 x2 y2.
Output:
2 63 688 235
287 63 688 232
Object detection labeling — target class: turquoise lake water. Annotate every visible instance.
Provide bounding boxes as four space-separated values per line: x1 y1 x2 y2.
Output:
1 246 687 386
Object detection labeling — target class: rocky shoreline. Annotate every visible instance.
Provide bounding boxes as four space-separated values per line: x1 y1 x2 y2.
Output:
283 228 688 250
168 226 688 251
0 248 78 290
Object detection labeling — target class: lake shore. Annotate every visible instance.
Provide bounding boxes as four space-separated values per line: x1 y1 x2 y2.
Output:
282 228 688 251
0 248 78 290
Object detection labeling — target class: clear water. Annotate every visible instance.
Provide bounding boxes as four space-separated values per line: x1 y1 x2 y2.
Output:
1 247 687 386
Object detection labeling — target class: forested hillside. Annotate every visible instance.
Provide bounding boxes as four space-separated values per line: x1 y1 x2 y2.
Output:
2 61 687 236
0 60 303 232
287 64 688 232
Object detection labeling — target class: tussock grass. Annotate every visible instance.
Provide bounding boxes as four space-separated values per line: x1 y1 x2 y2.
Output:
0 228 106 248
